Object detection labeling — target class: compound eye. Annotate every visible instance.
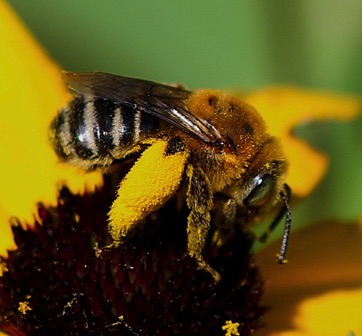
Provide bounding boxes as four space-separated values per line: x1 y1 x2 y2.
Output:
244 174 274 208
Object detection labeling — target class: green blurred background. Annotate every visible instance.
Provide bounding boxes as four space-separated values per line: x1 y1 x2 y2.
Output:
8 1 361 240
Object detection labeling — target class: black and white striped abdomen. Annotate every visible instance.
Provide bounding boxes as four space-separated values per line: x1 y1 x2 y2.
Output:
50 94 160 170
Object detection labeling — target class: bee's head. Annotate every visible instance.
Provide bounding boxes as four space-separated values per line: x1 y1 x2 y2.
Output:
216 147 291 262
221 133 288 221
187 90 272 156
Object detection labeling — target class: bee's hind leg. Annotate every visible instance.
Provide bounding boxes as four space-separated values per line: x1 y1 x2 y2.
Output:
186 165 221 283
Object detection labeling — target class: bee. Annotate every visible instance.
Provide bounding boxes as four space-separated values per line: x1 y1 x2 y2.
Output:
50 72 292 281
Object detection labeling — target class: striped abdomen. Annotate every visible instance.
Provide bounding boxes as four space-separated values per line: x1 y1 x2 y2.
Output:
50 94 161 170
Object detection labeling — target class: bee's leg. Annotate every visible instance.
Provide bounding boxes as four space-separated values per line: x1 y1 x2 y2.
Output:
185 165 221 282
211 196 237 246
108 139 189 246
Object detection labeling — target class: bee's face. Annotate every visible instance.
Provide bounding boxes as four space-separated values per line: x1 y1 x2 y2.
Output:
221 158 287 226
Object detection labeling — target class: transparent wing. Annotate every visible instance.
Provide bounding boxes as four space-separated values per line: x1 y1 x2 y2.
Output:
63 71 221 144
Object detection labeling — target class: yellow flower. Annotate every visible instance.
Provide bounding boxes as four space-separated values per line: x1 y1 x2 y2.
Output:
0 3 361 336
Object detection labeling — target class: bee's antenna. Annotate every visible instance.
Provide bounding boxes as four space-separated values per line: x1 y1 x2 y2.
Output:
259 183 292 263
277 184 292 263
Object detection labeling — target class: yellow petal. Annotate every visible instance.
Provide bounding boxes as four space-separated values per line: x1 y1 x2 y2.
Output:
256 220 362 336
244 86 361 198
271 289 362 336
0 2 102 255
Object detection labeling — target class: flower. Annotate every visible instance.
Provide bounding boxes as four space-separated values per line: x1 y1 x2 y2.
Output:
0 3 361 336
0 4 264 334
0 182 264 335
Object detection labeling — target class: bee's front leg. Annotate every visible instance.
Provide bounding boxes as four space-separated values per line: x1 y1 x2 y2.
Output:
213 195 237 230
211 195 238 246
185 165 221 283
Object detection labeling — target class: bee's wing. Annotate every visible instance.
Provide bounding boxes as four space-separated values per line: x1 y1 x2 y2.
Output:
63 71 221 144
